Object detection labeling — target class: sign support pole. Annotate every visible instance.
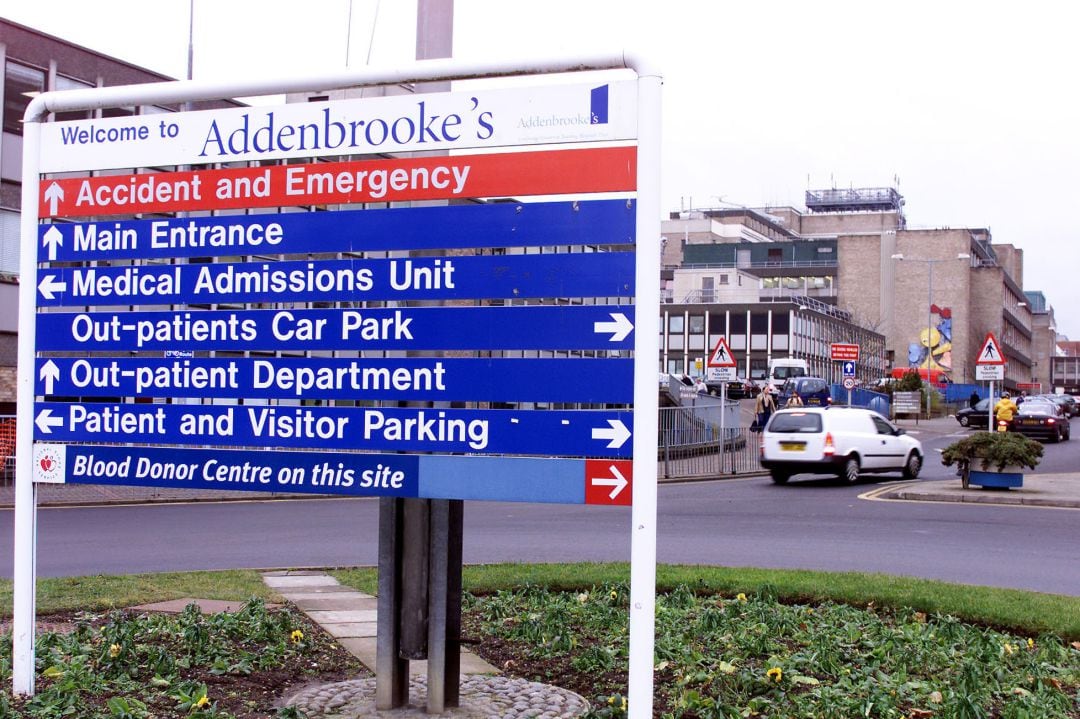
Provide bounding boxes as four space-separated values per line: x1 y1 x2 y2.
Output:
628 63 661 719
988 381 995 432
13 120 43 696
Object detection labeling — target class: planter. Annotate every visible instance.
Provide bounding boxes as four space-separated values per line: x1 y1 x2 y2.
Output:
968 466 1024 489
940 432 1042 490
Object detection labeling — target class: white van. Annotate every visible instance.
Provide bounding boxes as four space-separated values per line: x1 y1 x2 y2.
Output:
760 406 923 484
767 358 808 390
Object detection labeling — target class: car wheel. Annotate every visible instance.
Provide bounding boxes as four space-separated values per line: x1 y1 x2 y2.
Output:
902 452 922 479
840 456 860 484
958 415 970 427
769 471 790 484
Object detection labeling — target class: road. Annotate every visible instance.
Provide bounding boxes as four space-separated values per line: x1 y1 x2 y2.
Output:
1 425 1076 595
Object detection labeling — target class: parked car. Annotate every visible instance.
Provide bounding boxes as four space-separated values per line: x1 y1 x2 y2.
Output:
1036 394 1079 418
1010 400 1071 443
705 375 758 399
955 398 994 429
777 376 832 407
760 406 923 485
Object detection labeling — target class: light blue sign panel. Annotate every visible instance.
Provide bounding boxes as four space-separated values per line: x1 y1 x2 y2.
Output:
35 356 635 404
35 252 635 307
34 402 634 458
36 305 636 352
418 455 585 504
39 199 635 262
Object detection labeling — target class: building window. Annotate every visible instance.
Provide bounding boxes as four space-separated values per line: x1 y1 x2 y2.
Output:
4 61 45 134
102 105 136 119
1 209 19 274
53 75 94 122
718 274 729 285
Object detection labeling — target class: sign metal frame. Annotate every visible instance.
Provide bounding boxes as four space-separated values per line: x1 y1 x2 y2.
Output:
16 53 663 716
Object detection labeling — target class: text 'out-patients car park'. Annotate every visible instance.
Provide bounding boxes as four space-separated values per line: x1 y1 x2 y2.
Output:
760 407 923 485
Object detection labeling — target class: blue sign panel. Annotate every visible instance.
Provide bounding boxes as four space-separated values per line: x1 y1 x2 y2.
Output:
39 199 635 263
842 361 856 377
34 403 634 458
35 252 635 307
35 356 635 404
41 444 595 504
36 305 636 352
54 444 419 498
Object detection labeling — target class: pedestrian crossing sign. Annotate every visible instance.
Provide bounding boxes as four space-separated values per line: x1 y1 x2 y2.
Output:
975 332 1006 365
707 337 737 368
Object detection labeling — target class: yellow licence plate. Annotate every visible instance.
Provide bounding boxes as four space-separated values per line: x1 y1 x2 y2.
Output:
780 442 805 451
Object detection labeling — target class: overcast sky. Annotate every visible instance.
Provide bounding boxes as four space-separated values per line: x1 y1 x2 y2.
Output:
6 0 1079 337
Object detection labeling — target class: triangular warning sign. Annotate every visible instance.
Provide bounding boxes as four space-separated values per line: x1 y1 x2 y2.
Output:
976 332 1006 365
707 337 737 368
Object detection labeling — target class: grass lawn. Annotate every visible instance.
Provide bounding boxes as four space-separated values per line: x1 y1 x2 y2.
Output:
0 563 1076 718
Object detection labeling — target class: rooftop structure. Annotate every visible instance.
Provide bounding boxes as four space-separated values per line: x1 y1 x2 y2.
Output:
805 186 904 214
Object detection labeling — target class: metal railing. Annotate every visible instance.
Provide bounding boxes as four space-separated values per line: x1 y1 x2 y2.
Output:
0 416 14 487
658 405 762 479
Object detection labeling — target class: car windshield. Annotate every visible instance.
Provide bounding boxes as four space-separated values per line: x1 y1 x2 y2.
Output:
1018 402 1054 415
768 412 822 433
774 367 806 380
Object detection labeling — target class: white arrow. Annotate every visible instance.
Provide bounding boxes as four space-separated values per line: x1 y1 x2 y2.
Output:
591 419 631 449
593 312 634 342
38 274 67 300
39 360 60 396
43 182 65 216
35 408 64 434
42 225 64 261
590 464 629 500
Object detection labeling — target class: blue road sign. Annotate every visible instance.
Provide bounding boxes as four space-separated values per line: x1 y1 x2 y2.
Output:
842 361 856 377
36 305 636 352
33 402 634 458
34 356 635 404
35 252 635 307
38 199 636 263
37 444 600 504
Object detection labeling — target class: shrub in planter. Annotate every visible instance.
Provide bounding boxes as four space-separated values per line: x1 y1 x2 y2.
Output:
940 431 1043 473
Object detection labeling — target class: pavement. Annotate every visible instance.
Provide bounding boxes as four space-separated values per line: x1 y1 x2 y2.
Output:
877 414 1080 509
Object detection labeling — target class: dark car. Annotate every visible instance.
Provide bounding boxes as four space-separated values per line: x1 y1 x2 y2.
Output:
706 376 758 399
1010 400 1071 443
777 377 832 407
1037 394 1079 418
956 398 994 428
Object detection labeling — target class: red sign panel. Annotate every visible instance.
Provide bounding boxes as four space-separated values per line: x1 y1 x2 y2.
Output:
830 343 860 361
585 459 632 506
38 146 637 218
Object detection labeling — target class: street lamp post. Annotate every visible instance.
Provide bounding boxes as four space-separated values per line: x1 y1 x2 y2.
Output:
891 253 971 418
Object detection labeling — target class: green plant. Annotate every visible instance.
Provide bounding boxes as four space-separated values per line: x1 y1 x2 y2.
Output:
940 431 1044 472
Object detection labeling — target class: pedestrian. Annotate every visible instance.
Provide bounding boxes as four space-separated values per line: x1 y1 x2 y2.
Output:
993 391 1018 431
694 376 707 394
786 390 804 408
1016 390 1027 406
969 390 980 408
753 386 776 431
